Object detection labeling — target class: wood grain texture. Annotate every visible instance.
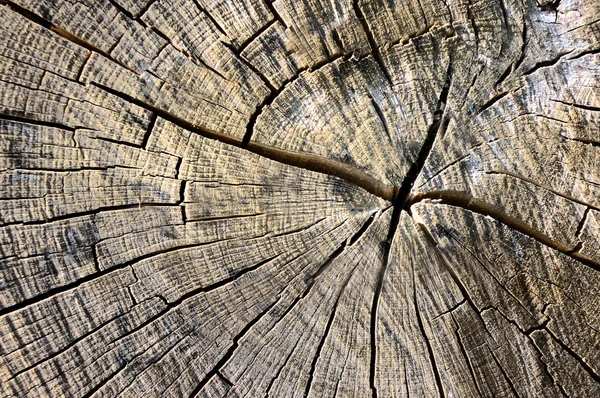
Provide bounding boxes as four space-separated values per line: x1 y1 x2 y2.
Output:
0 0 599 396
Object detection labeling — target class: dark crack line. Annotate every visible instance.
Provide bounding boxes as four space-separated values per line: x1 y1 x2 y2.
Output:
303 256 362 398
552 98 600 113
2 0 397 202
563 136 600 148
264 333 303 398
369 207 400 398
433 298 467 320
486 170 600 212
461 66 483 111
396 64 452 209
575 207 590 241
452 317 484 397
349 212 378 246
478 91 510 115
140 112 158 149
494 62 513 89
235 19 277 55
111 254 291 397
1 165 140 173
412 264 445 398
522 50 575 76
403 356 411 398
5 296 154 383
231 50 278 92
370 65 452 398
2 0 140 75
352 0 393 86
192 218 370 397
144 20 230 82
570 47 600 60
491 320 565 398
240 51 347 146
0 114 76 132
0 233 266 317
417 152 471 189
166 254 283 307
543 327 600 383
521 329 569 397
498 0 510 30
191 0 227 37
1 203 182 229
89 136 147 149
412 217 496 396
482 307 569 396
299 214 378 397
440 225 541 322
184 293 282 396
512 19 527 73
407 190 600 270
488 346 522 398
121 314 198 396
76 301 175 398
90 81 397 202
370 96 394 143
264 0 287 29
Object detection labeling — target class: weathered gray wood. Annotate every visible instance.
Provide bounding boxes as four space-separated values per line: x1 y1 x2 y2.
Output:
0 0 599 396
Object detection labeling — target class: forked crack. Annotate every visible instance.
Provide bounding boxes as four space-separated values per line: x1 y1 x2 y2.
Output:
394 63 452 209
370 64 452 398
241 51 347 146
235 18 277 54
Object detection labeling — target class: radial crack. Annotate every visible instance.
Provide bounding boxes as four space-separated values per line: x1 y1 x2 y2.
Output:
352 0 393 85
303 257 362 398
486 170 600 211
412 265 445 398
395 63 452 209
90 82 397 202
488 346 523 398
407 190 600 269
452 317 484 397
2 0 140 75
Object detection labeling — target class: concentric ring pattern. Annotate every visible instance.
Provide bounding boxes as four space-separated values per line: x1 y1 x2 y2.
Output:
1 0 600 396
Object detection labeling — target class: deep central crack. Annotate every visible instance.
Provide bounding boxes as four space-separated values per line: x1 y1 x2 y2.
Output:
369 63 452 398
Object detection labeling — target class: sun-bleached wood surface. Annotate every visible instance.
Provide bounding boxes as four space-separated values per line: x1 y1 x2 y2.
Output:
1 0 600 396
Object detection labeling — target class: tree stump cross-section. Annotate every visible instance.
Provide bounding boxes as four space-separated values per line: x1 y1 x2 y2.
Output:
1 0 600 396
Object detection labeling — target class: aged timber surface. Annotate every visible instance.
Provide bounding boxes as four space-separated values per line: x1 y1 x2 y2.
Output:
1 0 600 396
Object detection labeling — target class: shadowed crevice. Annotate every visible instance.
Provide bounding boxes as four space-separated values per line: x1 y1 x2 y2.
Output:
393 64 452 210
369 65 452 397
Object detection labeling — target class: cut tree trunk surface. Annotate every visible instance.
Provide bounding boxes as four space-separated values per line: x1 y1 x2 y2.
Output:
0 0 599 396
